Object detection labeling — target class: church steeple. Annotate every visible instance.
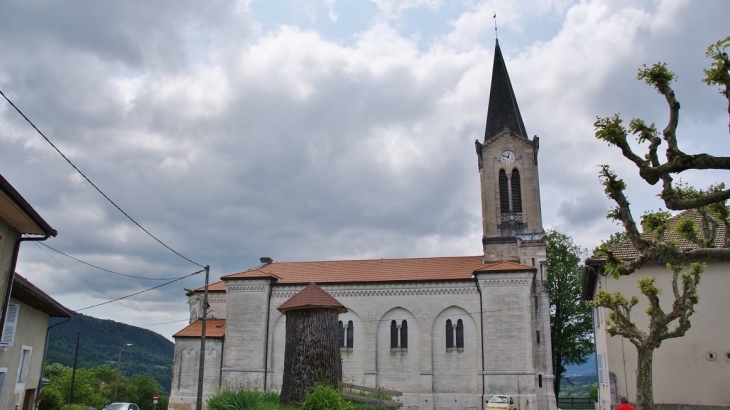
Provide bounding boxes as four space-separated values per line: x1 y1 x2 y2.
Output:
484 40 528 141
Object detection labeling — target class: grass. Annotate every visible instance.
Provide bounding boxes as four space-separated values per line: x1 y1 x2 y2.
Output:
206 384 392 410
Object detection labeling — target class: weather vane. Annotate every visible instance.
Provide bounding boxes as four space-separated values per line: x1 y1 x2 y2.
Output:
494 11 498 40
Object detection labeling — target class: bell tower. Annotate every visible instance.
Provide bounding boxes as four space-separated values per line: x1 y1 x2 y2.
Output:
475 40 545 265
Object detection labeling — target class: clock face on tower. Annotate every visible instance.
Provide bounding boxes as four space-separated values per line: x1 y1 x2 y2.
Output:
500 150 515 164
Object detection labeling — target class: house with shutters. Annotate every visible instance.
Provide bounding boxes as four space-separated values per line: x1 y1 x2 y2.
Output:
169 40 558 410
0 174 73 410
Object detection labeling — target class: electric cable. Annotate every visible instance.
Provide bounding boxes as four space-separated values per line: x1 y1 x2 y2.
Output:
76 268 205 311
0 89 205 269
33 242 152 317
38 242 194 281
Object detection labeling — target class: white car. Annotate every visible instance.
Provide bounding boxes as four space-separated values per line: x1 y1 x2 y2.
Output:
104 403 140 410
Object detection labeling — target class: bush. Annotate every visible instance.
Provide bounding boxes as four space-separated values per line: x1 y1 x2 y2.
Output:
207 388 281 410
300 385 354 410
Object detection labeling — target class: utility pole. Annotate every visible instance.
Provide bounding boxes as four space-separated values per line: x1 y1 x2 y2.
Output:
196 265 210 410
68 332 80 405
114 342 132 402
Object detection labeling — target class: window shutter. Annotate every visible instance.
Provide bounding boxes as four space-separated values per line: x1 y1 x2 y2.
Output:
597 352 605 385
511 169 522 213
499 170 509 214
1 304 19 346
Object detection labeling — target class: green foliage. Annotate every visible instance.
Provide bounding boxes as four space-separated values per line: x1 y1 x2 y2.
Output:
207 387 283 410
47 313 174 394
300 384 355 410
40 363 169 410
637 63 676 92
640 210 672 240
589 385 598 402
546 230 594 398
702 36 730 98
592 231 628 259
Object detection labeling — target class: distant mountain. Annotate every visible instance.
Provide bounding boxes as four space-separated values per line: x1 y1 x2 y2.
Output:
47 313 174 394
564 353 597 377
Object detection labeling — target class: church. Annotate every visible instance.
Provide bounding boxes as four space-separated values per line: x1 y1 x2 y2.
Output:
168 40 558 410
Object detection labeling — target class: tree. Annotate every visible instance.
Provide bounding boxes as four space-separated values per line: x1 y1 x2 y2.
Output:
590 36 730 410
546 230 594 399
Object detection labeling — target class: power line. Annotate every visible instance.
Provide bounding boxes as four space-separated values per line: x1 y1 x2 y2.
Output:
38 242 194 281
34 243 151 317
76 269 205 311
0 89 205 268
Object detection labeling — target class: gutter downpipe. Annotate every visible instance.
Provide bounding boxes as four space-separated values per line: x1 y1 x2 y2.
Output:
473 275 485 407
37 316 73 398
262 277 275 391
0 234 52 343
218 337 225 388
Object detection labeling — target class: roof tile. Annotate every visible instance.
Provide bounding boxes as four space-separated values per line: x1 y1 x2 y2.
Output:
222 256 535 285
173 319 226 339
277 283 347 313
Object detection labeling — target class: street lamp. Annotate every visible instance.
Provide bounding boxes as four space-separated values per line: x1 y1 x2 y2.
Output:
114 343 133 402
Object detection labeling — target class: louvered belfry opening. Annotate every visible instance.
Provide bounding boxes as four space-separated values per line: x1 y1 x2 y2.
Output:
511 169 522 213
499 169 510 214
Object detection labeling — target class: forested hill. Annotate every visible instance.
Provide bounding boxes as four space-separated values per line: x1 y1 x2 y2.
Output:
47 313 175 394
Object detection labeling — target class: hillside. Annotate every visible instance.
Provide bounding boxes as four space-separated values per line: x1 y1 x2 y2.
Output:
47 313 174 394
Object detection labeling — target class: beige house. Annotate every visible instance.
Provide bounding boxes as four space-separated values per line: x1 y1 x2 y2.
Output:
169 40 557 410
0 174 73 410
582 210 730 410
1 273 73 410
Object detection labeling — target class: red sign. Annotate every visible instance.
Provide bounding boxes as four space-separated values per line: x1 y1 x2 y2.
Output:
153 395 159 403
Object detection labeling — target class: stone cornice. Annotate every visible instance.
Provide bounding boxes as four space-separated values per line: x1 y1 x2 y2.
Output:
481 278 530 287
226 285 266 292
271 282 478 299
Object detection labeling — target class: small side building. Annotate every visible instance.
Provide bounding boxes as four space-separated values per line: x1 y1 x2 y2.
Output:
582 209 730 410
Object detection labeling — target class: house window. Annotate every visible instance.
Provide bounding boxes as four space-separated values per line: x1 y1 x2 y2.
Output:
446 320 454 349
390 321 398 348
338 321 345 348
0 303 19 347
455 319 464 349
15 346 32 393
391 320 408 349
597 352 605 385
346 321 354 349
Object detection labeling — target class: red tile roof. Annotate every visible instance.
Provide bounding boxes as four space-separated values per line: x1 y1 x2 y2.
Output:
598 208 728 261
222 256 535 285
173 319 226 339
277 283 348 314
194 280 226 292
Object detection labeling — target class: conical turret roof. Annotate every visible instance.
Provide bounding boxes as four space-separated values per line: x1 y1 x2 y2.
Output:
483 40 528 141
277 283 348 313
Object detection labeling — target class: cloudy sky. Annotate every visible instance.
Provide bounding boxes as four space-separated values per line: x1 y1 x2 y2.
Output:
1 0 727 340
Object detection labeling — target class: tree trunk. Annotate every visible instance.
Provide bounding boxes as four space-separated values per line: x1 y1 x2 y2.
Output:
280 308 342 405
553 352 562 398
636 347 654 410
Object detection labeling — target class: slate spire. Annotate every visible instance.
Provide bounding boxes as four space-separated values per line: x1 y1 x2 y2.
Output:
483 40 528 141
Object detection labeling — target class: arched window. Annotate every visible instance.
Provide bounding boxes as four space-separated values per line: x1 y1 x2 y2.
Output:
446 320 454 349
499 169 509 214
346 320 354 349
390 320 398 348
456 319 464 349
511 169 522 213
539 374 543 388
400 320 408 349
338 321 345 348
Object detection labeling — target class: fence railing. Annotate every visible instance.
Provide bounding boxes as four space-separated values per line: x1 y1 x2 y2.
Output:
557 397 595 408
